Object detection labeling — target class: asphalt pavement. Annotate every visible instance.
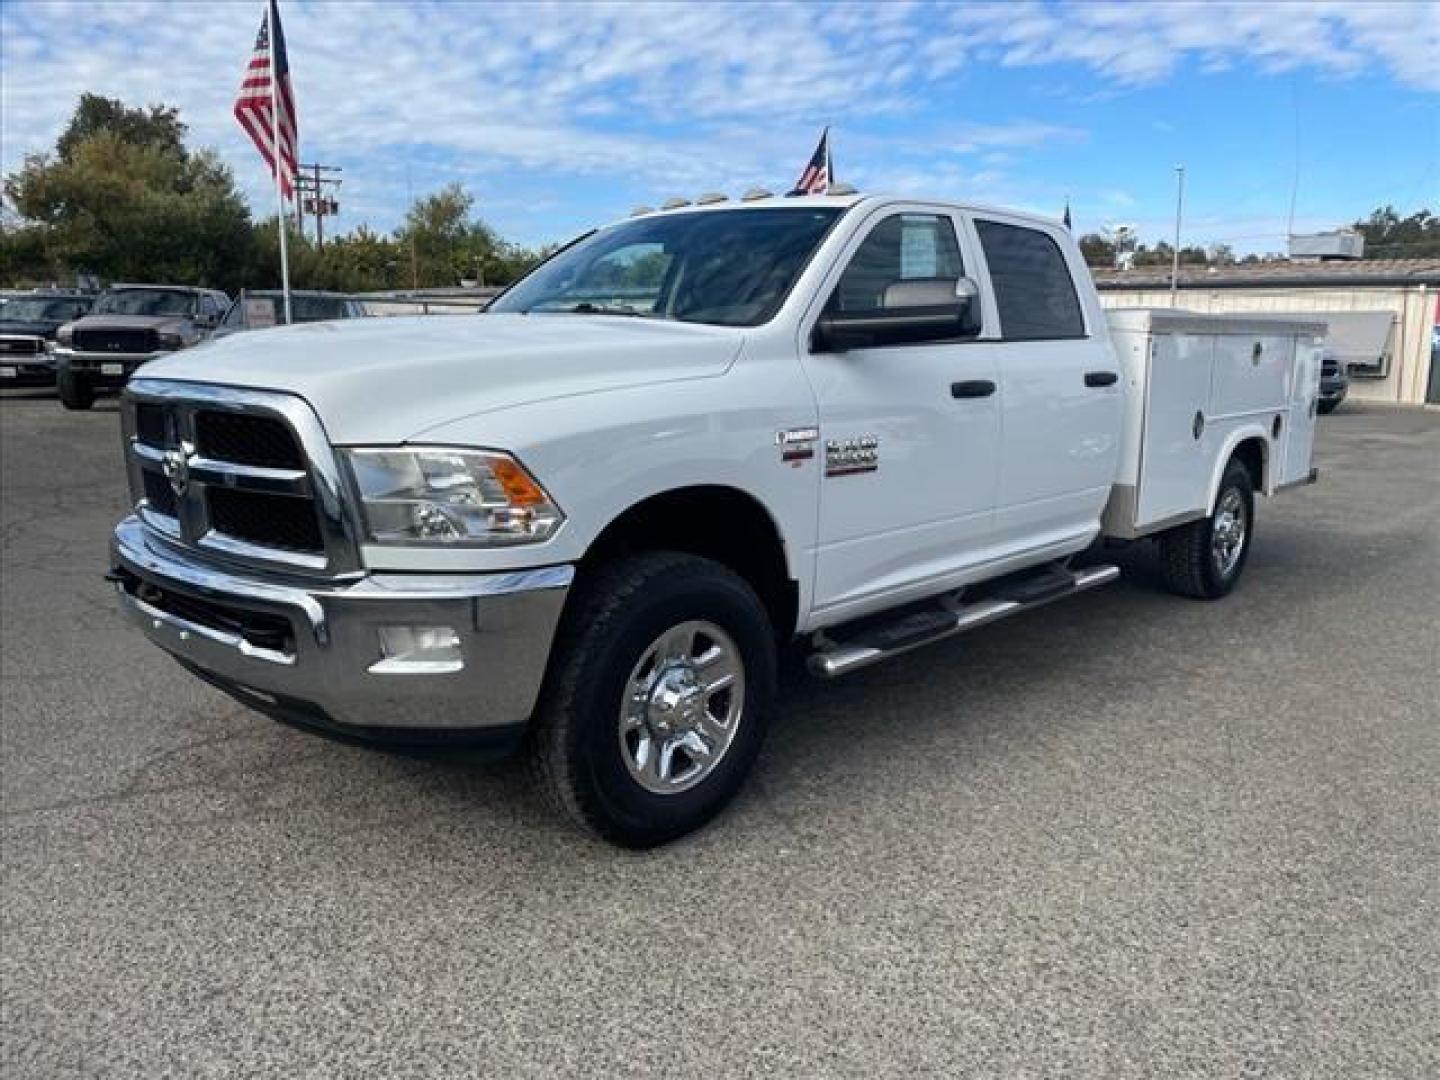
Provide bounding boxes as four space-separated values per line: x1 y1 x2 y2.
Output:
2 388 1437 1078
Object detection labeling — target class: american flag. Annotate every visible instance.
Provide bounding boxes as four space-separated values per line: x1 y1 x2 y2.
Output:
233 0 298 198
788 128 831 196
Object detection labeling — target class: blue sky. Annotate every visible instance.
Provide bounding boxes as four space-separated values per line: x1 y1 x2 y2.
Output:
2 1 1437 255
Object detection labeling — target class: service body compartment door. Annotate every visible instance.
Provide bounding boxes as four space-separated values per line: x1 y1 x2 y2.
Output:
1211 332 1291 418
1136 330 1216 527
1278 335 1322 486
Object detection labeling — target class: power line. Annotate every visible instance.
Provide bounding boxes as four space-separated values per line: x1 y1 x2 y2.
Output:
295 163 342 248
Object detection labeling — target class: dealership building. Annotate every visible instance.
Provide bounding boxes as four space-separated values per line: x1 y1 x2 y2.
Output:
1094 257 1440 407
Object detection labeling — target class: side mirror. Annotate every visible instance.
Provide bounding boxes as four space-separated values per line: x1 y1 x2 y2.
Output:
812 276 981 353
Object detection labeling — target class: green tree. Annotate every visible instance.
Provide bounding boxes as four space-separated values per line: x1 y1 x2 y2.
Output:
4 95 254 290
1077 232 1116 267
56 94 186 162
393 182 537 288
1354 206 1439 258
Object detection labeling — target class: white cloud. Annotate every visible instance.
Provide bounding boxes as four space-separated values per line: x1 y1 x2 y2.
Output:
0 0 1433 241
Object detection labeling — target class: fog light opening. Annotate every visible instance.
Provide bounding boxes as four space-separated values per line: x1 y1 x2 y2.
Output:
369 625 464 674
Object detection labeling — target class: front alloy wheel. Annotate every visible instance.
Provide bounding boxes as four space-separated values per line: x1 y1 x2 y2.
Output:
528 552 777 847
620 620 745 795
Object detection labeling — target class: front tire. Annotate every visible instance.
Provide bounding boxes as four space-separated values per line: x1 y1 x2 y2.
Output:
57 369 95 411
528 553 777 848
1159 458 1255 599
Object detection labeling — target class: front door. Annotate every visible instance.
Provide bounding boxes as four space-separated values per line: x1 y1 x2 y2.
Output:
801 209 1000 621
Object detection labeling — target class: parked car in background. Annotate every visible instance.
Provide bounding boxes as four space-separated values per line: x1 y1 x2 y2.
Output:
1318 346 1348 414
53 284 229 410
213 290 368 338
0 291 94 387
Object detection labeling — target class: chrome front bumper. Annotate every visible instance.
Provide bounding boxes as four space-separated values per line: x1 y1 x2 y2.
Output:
56 347 165 379
111 515 573 734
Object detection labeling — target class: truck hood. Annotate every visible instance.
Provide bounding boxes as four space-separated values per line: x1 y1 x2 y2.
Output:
70 313 193 332
0 320 61 338
139 313 746 444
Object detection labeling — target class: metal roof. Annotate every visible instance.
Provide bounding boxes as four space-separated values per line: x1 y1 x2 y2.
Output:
1093 258 1440 291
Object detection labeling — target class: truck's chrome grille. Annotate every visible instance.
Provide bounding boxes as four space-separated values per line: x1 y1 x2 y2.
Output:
208 486 324 553
122 380 359 576
195 411 304 470
76 328 156 354
141 469 178 517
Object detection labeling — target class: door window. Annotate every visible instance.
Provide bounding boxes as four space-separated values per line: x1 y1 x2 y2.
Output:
829 214 964 314
975 220 1084 340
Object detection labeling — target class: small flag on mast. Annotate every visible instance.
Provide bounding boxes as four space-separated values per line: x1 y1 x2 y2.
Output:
788 128 831 196
234 0 299 198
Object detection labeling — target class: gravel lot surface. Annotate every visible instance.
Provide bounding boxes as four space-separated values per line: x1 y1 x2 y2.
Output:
2 390 1437 1078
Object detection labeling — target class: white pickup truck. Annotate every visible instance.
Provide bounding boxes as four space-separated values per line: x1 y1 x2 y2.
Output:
110 194 1323 846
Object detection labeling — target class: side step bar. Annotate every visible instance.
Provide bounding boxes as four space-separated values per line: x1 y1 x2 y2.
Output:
808 563 1121 679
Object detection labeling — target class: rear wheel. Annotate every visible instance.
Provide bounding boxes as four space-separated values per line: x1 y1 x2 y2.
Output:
57 369 95 411
1159 458 1254 599
528 552 777 847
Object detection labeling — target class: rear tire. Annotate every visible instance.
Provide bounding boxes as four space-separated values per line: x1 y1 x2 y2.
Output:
58 369 95 411
528 552 777 848
1159 458 1254 600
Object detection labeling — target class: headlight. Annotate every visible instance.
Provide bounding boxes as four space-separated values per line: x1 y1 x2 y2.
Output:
342 447 564 546
157 331 185 349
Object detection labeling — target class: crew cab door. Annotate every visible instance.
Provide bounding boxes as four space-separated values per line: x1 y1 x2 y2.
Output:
965 215 1122 553
800 208 1000 621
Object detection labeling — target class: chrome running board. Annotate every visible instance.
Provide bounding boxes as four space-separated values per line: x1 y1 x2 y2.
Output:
808 563 1121 679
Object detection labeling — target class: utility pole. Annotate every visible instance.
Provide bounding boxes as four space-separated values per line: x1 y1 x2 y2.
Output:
295 163 342 249
1170 164 1185 306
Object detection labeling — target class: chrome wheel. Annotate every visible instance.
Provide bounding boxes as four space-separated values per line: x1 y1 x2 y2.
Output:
619 619 745 795
1211 487 1247 578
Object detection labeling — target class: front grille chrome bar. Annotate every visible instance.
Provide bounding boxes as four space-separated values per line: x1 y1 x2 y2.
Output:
122 378 362 577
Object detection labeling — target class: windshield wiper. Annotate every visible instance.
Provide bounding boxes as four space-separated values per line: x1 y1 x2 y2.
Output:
557 302 654 317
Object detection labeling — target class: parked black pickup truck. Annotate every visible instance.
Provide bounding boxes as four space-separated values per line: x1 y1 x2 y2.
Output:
53 284 230 410
0 292 94 388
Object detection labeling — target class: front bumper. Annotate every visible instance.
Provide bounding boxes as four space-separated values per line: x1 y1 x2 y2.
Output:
0 350 56 386
56 347 164 387
111 515 573 736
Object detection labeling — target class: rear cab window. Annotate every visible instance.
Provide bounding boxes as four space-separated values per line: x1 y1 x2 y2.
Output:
974 220 1085 340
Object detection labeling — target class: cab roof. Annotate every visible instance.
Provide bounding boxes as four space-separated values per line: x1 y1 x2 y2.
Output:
624 193 1065 231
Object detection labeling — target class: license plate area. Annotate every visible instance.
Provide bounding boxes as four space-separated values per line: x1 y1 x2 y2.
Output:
0 366 15 378
101 362 125 376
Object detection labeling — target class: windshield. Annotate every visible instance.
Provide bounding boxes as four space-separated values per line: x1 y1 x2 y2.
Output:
94 289 196 317
3 298 90 321
490 207 843 327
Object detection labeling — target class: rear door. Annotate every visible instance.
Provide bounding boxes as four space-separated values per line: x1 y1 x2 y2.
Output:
800 207 1000 619
965 215 1122 554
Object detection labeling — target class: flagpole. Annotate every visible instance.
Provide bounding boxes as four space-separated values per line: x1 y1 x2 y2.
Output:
267 0 293 325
